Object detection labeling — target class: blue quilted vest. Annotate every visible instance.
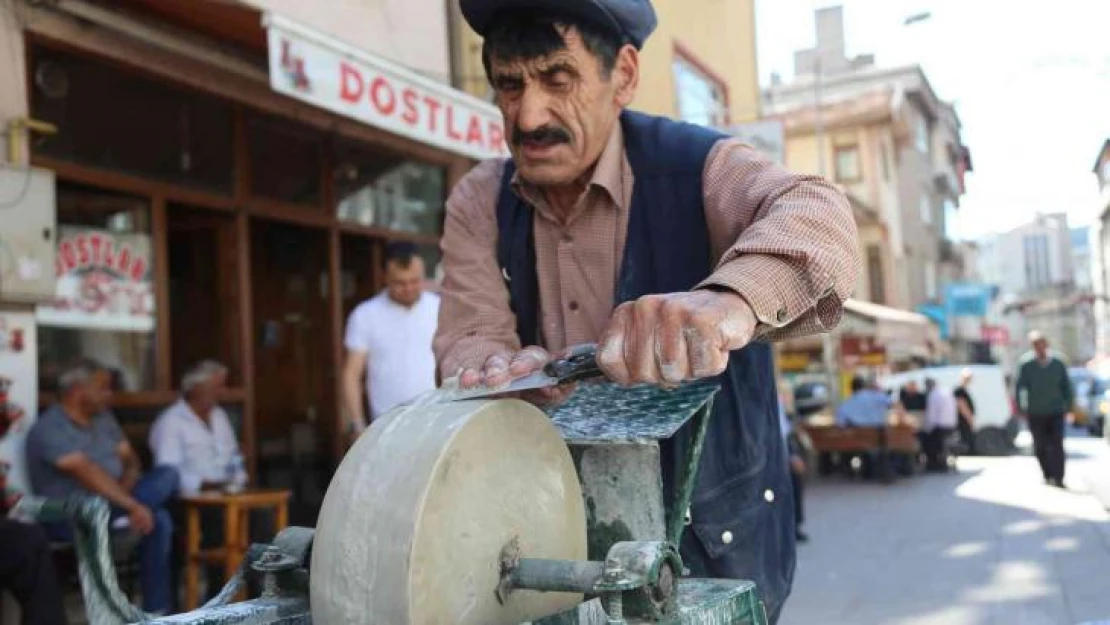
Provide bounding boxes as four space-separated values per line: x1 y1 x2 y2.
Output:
495 110 796 620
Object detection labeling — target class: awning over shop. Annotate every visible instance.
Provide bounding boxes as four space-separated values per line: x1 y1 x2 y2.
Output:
840 298 939 361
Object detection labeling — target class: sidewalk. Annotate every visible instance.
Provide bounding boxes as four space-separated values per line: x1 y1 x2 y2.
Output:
781 434 1110 625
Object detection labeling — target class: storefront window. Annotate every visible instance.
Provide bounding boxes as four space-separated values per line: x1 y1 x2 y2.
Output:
30 45 234 194
333 143 446 235
37 184 157 393
248 116 322 205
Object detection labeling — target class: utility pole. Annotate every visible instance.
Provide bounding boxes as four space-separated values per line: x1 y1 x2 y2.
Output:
813 57 840 409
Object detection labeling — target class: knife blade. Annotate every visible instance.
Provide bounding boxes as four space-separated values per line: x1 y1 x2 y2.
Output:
441 343 603 402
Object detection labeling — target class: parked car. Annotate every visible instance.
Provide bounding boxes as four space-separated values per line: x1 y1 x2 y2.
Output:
881 365 1018 456
1068 367 1110 435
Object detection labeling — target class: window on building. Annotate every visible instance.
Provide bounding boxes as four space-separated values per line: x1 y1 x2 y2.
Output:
925 264 937 300
834 145 862 183
247 115 322 206
332 142 447 236
672 52 728 128
866 245 886 304
920 196 932 225
30 45 235 194
1024 233 1051 289
37 183 157 393
914 115 930 154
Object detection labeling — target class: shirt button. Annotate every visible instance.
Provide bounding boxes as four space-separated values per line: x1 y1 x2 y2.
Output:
764 489 775 503
721 530 734 545
568 301 579 312
776 309 788 323
561 233 573 244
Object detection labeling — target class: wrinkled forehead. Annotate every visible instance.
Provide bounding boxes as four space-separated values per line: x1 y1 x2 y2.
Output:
488 28 590 78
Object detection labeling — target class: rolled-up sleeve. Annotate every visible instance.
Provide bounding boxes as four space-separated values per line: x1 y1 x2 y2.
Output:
433 159 522 378
696 139 861 340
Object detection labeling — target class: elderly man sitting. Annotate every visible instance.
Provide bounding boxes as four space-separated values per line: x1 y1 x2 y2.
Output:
149 361 246 496
150 360 257 600
27 359 178 615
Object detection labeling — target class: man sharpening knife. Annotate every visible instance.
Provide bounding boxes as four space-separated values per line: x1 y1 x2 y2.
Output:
434 0 861 620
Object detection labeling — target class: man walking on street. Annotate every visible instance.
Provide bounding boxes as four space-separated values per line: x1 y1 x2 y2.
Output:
342 242 440 438
1015 331 1074 487
436 1 860 619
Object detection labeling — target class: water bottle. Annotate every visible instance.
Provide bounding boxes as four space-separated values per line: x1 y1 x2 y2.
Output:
225 453 245 493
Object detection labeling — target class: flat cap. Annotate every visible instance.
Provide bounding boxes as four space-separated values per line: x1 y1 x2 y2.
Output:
460 0 658 49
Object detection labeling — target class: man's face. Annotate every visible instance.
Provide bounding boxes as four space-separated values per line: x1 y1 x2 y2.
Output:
489 28 638 187
386 257 426 308
79 370 113 414
1033 338 1049 357
192 372 228 411
906 381 919 394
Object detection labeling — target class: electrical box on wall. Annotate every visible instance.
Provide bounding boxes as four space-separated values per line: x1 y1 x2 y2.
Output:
0 164 56 304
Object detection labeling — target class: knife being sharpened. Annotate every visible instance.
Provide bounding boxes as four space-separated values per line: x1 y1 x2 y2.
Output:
440 343 603 402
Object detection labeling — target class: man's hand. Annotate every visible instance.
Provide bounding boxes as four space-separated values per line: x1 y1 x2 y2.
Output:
789 456 807 474
127 503 155 535
598 290 757 386
458 346 575 408
1066 412 1076 425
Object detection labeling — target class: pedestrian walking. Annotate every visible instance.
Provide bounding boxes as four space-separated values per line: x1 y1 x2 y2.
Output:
1014 331 1074 487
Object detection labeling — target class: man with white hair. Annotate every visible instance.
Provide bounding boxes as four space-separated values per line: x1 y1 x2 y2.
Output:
149 360 246 496
150 360 251 602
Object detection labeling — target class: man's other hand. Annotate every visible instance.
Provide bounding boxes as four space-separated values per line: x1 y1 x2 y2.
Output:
598 290 757 386
458 346 577 408
127 504 155 535
459 346 550 389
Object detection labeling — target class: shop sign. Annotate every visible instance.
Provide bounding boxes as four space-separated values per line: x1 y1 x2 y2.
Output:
0 311 37 496
981 324 1011 346
264 13 510 161
840 335 887 368
36 227 154 332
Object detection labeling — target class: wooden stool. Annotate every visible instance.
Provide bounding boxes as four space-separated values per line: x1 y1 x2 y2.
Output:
181 489 290 610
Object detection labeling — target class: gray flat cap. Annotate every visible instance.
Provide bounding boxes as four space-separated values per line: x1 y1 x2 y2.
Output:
460 0 658 49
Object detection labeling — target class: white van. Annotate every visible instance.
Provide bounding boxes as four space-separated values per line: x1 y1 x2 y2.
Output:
881 365 1018 456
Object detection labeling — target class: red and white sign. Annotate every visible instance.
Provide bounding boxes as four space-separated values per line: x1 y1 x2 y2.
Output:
264 13 509 161
36 227 154 332
981 324 1011 346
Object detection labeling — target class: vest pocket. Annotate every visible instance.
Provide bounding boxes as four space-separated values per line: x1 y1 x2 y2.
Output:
688 473 766 560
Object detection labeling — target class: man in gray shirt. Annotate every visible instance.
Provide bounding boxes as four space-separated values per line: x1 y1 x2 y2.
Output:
26 359 178 614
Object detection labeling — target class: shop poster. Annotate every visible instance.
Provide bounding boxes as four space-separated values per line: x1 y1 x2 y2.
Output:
0 311 37 497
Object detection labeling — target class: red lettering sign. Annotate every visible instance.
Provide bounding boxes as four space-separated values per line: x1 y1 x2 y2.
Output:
339 63 364 103
370 77 396 115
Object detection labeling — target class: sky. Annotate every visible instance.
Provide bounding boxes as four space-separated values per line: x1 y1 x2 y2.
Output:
754 0 1110 241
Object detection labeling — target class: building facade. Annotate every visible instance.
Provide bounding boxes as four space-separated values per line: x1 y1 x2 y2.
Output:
763 6 971 315
0 0 500 512
978 213 1094 368
1088 140 1110 369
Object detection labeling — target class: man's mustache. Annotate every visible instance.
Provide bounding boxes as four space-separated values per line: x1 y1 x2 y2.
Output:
512 126 572 146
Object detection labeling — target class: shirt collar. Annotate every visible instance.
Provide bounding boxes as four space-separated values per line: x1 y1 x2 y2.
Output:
510 121 629 218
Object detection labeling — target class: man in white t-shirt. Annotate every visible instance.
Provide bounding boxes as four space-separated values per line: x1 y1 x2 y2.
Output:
342 242 440 438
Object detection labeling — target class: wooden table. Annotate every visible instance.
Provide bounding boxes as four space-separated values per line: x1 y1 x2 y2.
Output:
182 488 291 609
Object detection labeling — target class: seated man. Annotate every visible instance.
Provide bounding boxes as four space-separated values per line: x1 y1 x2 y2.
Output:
835 376 891 427
26 359 178 615
834 376 910 478
1 466 67 625
149 360 257 600
149 360 246 497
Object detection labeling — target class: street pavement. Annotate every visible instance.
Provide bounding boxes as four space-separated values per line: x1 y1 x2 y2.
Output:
780 430 1110 625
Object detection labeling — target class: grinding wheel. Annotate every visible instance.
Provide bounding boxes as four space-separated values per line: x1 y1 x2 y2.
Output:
311 399 588 624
